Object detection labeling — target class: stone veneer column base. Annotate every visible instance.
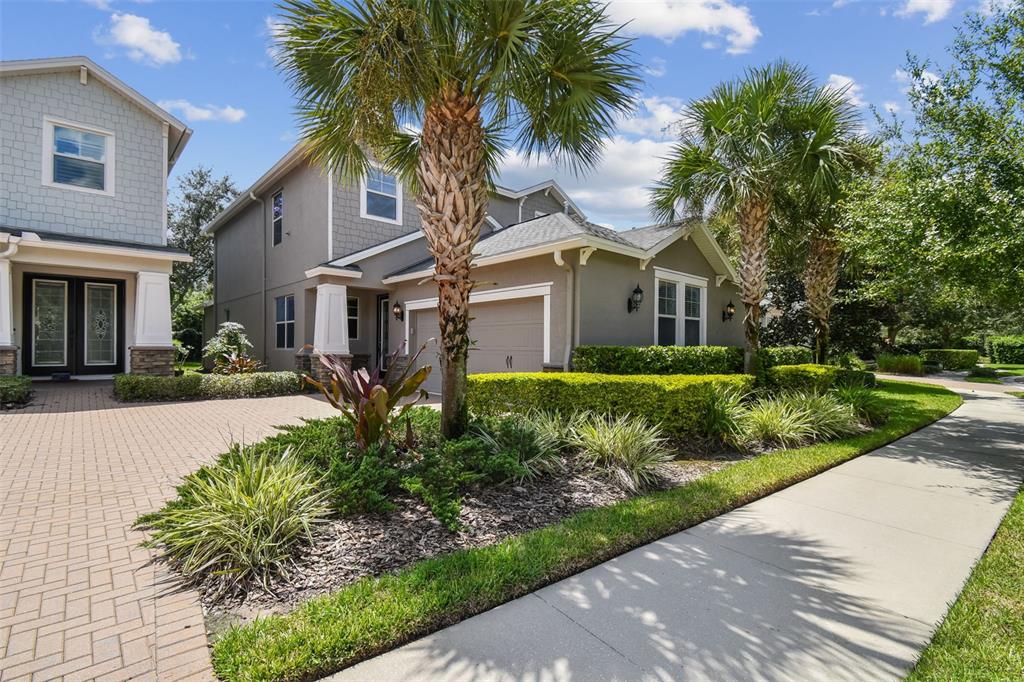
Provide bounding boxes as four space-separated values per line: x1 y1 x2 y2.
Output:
130 347 175 376
0 346 17 375
305 353 352 385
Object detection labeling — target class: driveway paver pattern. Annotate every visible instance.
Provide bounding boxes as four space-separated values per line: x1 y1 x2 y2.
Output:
0 382 337 681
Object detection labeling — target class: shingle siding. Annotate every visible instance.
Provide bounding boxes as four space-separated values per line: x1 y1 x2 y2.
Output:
331 177 420 258
0 71 166 245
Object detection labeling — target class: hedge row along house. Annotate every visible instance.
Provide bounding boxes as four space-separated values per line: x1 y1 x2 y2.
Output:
0 57 191 377
202 147 746 393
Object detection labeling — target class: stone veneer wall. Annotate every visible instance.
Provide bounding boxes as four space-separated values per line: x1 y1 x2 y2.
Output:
0 347 17 375
297 352 352 385
130 347 175 376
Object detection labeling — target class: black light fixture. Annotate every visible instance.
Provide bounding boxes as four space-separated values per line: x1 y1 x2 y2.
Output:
723 300 736 322
392 301 404 321
627 284 644 313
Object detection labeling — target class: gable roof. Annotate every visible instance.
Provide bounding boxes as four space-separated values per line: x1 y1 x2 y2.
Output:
492 180 585 218
383 213 739 283
0 56 192 170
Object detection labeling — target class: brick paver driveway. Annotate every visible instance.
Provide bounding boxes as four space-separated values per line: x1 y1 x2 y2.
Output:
0 382 338 681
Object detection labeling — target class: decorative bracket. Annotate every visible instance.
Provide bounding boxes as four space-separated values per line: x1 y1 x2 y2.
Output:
715 275 727 287
579 247 597 266
639 257 653 271
553 250 565 267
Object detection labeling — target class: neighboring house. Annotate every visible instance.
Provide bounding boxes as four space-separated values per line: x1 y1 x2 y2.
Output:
203 147 745 392
0 56 192 377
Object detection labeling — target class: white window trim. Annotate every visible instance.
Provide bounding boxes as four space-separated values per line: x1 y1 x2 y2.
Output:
83 282 118 366
41 116 115 197
359 165 403 226
653 268 707 346
272 190 284 247
403 282 552 364
32 279 68 367
347 295 359 341
275 294 295 350
656 280 677 346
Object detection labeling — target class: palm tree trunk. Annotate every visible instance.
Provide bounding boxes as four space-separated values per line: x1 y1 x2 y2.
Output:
803 233 841 364
415 88 488 439
737 200 770 374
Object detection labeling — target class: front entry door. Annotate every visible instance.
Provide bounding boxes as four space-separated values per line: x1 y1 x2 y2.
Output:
23 274 125 376
376 294 390 370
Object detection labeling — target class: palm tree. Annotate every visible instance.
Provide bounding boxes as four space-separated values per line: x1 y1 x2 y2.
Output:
650 62 865 373
277 0 638 437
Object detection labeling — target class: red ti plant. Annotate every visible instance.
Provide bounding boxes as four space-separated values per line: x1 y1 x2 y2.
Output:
305 342 432 450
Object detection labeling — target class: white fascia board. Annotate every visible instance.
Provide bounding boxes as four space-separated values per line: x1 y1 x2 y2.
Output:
304 266 363 279
691 223 739 283
328 230 424 267
644 223 696 258
8 232 191 263
493 180 585 218
202 144 306 234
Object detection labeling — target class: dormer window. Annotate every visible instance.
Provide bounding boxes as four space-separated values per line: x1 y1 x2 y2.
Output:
43 118 114 195
360 167 402 225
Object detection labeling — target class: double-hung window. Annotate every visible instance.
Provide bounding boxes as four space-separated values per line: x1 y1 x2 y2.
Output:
361 168 402 224
655 268 707 347
272 191 284 246
275 294 294 349
44 118 113 194
347 296 359 340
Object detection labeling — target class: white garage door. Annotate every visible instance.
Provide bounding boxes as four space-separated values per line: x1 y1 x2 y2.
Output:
412 298 545 394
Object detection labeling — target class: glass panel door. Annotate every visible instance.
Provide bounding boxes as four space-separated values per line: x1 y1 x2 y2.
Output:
84 283 117 365
32 280 68 366
378 296 390 369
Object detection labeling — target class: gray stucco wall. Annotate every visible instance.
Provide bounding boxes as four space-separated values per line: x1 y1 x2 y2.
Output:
486 191 567 227
0 71 166 245
578 238 745 348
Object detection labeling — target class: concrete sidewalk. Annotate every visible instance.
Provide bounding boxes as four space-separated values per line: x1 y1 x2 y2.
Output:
332 392 1024 682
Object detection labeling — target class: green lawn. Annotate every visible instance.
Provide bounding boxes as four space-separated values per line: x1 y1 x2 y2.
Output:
982 364 1024 376
907 485 1024 681
211 380 961 682
1010 391 1024 399
181 361 204 375
965 374 1004 384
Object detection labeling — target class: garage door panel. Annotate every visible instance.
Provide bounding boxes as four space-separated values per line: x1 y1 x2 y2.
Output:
411 297 544 394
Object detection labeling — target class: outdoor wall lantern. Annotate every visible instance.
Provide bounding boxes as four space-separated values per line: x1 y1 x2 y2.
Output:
723 301 736 322
392 301 404 321
627 284 644 313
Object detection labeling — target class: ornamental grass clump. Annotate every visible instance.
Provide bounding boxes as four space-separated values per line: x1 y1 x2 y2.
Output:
738 397 817 450
136 447 331 598
832 384 890 425
473 415 564 482
780 391 865 440
570 414 672 493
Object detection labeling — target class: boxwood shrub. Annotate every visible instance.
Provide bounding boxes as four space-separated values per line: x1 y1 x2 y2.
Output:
468 372 755 439
764 364 876 392
920 349 979 371
758 346 813 368
987 335 1024 364
570 345 743 375
876 353 924 376
0 376 32 407
114 371 303 402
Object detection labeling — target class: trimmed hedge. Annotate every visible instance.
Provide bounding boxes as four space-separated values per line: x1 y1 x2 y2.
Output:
114 371 303 402
570 345 743 375
877 353 924 376
758 346 813 368
0 376 32 407
468 372 755 440
764 364 876 392
920 349 979 371
987 335 1024 364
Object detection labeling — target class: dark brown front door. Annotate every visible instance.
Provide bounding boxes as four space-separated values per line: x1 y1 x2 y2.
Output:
22 273 126 376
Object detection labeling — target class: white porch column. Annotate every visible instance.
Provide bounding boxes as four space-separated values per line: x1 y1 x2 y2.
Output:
0 259 12 347
313 283 350 355
134 271 174 346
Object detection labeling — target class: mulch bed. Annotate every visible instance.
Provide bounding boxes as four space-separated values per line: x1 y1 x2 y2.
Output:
204 455 743 631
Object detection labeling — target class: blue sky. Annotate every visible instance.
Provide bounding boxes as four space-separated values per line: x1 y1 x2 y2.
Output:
0 0 984 228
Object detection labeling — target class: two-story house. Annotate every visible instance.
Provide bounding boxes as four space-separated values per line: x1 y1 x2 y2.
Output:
203 144 746 393
0 56 191 377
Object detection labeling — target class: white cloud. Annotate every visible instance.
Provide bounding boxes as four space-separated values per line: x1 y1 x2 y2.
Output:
98 13 181 66
895 0 956 24
978 0 1013 14
825 74 867 107
498 136 675 228
883 101 902 113
264 16 286 61
617 96 685 138
157 99 246 123
83 0 112 9
644 57 667 77
605 0 761 54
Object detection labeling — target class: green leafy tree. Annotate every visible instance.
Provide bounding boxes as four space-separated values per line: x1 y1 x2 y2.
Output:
167 167 237 307
843 5 1024 321
277 0 638 437
651 62 867 373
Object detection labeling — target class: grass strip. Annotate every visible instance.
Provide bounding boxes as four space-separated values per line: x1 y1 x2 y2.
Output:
1010 391 1024 399
907 483 1024 680
211 381 961 681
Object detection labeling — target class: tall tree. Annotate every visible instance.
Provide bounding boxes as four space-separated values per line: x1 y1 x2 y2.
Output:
167 166 237 306
651 62 865 373
278 0 638 437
